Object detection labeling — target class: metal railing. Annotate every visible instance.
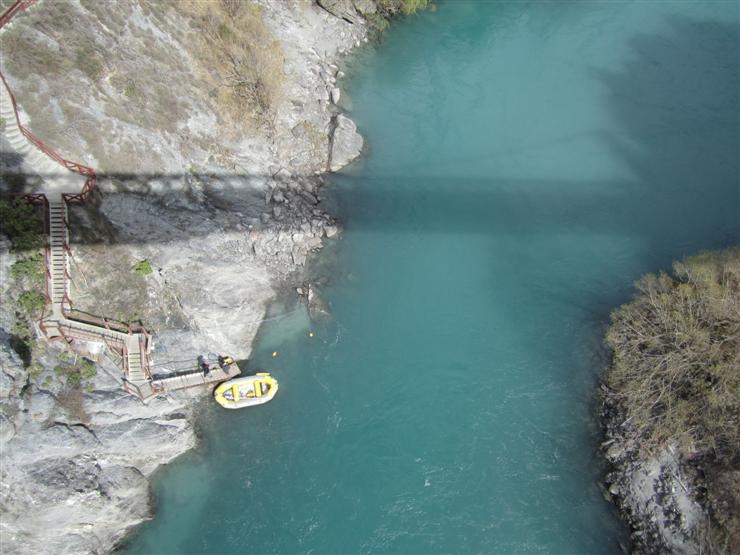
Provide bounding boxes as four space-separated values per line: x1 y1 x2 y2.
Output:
1 1 96 203
1 0 154 396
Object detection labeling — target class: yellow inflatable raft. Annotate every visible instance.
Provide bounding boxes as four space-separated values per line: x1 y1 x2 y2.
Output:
214 373 278 409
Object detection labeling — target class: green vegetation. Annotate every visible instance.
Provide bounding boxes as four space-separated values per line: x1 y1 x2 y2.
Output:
367 0 431 30
74 45 104 80
11 252 44 285
132 259 153 276
28 363 44 380
380 0 431 16
0 199 46 363
606 247 739 459
10 319 35 367
18 291 46 317
0 115 6 130
0 199 43 252
606 247 739 549
53 356 97 388
122 79 137 98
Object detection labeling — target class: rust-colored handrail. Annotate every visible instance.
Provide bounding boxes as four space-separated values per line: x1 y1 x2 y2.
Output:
1 0 154 386
0 0 33 28
1 1 96 203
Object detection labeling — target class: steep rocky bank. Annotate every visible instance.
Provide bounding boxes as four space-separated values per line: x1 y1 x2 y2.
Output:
599 249 739 554
0 337 197 554
601 393 706 554
0 1 396 552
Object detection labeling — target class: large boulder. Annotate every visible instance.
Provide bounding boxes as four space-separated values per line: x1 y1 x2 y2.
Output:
353 0 378 16
317 0 361 24
329 114 364 171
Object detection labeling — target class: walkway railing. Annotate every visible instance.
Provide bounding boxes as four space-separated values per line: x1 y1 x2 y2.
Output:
0 0 153 395
0 0 229 400
0 1 96 203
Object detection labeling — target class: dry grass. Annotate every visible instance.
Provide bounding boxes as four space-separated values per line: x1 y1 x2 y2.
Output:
606 247 739 460
56 388 90 425
0 2 105 80
173 0 284 129
606 247 740 552
0 0 284 165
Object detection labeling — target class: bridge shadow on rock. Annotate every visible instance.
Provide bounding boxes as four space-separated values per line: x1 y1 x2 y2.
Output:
0 19 736 261
1 169 673 246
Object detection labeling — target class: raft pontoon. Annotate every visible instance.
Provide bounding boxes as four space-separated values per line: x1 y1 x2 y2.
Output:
214 372 278 409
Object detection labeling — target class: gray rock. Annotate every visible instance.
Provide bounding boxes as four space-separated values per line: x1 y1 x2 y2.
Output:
317 0 360 24
329 114 364 171
0 0 374 550
307 284 332 321
0 413 15 443
606 443 625 462
331 87 341 104
353 0 377 16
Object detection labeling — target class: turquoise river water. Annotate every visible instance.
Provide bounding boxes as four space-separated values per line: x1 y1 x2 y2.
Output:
125 1 739 553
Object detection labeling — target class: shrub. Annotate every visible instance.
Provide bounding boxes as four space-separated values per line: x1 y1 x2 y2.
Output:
379 0 430 17
11 252 45 285
56 389 89 423
79 359 96 380
122 79 136 98
18 290 46 317
132 259 153 276
65 369 82 388
0 115 6 130
53 357 96 389
178 0 284 127
28 363 44 380
606 246 740 462
9 319 35 367
74 45 103 80
0 199 43 252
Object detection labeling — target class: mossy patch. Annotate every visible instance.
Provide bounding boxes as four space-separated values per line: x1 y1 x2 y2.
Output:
0 199 47 364
132 259 153 276
53 356 97 388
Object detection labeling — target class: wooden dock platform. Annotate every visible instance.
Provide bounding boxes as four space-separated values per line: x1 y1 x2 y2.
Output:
151 362 241 393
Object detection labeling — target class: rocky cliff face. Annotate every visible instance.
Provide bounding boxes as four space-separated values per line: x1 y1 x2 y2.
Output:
0 1 374 552
0 338 197 555
601 397 705 555
1 0 367 364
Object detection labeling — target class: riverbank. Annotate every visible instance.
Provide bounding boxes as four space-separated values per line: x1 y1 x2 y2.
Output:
600 248 739 554
0 1 411 552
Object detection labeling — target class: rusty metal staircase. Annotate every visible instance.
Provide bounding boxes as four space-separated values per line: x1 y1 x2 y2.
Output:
47 196 69 313
1 0 236 400
1 0 153 396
